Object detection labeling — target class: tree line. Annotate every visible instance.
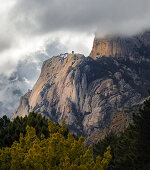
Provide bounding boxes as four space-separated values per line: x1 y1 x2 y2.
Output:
0 93 150 169
0 113 111 169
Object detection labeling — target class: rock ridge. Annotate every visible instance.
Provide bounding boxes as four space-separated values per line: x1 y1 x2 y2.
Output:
13 31 150 136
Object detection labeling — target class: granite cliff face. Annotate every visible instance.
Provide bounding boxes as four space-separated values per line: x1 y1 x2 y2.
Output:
90 31 150 59
86 105 139 145
13 31 150 136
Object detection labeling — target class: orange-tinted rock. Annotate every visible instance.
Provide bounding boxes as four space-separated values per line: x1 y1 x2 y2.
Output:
90 31 150 59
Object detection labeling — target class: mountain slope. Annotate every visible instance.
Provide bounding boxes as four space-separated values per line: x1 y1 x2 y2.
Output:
13 31 150 136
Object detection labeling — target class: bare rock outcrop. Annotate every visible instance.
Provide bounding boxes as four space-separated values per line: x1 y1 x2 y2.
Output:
13 31 150 136
85 105 139 145
90 31 150 59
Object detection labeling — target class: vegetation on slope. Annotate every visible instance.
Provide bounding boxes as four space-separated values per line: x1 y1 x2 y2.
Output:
0 113 111 169
0 112 49 148
1 93 150 169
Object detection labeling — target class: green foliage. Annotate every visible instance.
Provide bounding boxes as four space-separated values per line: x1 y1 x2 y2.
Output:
94 132 118 169
132 96 150 169
0 112 49 148
94 128 138 169
0 121 111 169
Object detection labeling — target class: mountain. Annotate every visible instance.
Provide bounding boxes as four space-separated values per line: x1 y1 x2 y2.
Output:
90 31 150 59
12 31 150 136
86 105 139 145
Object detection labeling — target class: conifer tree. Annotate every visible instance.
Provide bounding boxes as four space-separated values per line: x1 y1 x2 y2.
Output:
0 120 112 169
133 95 150 169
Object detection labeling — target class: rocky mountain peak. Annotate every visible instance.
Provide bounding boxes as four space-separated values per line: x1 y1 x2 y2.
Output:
90 31 150 59
13 31 150 136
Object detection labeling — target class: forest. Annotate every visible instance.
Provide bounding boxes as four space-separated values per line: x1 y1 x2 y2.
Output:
0 113 111 169
0 94 150 169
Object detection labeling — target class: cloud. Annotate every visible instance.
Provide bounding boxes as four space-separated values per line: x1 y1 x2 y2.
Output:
0 0 95 76
1 0 149 77
10 0 150 36
0 41 67 117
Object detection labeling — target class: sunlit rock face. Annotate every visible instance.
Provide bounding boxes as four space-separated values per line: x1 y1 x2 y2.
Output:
13 31 150 136
90 31 150 59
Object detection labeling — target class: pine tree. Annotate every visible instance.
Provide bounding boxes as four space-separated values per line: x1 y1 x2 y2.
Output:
133 95 150 169
0 120 112 169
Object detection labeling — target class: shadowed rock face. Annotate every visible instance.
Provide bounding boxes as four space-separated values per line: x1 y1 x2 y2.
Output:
13 31 150 136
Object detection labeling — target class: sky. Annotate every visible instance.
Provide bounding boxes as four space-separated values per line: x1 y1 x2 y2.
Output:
0 0 150 117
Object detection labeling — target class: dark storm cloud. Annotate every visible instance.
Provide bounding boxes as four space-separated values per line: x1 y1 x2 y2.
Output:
0 40 12 52
0 33 15 52
11 0 150 36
